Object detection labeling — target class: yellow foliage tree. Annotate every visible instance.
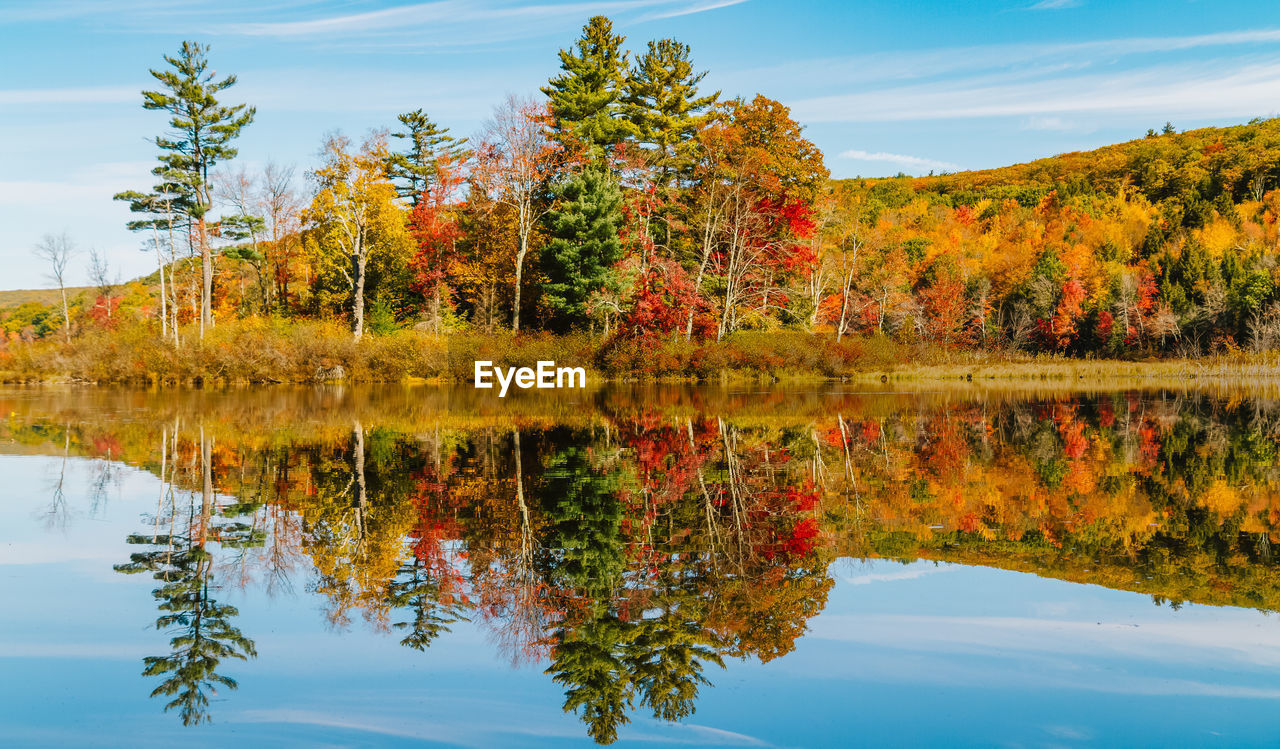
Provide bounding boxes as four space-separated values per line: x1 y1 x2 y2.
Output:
305 133 408 338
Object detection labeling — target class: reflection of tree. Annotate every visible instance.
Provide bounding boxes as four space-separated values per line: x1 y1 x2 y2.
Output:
38 424 73 530
301 422 417 628
551 609 637 745
114 429 258 725
626 612 722 723
387 555 469 651
539 446 635 744
537 440 733 743
46 389 1280 741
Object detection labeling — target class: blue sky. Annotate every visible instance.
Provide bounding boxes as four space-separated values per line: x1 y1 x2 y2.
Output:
2 0 1280 290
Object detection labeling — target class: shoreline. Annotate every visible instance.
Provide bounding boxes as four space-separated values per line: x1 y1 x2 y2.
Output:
5 361 1279 390
3 320 1277 388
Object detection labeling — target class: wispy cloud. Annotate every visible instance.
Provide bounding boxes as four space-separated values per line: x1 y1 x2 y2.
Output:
791 59 1280 123
217 0 748 48
839 149 960 173
810 613 1280 669
1 0 748 47
233 68 513 117
842 564 957 585
1027 0 1081 10
0 162 153 207
1022 115 1090 132
717 28 1280 105
636 0 748 22
0 0 196 23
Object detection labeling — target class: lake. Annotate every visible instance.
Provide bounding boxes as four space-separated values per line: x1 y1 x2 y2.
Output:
2 384 1280 747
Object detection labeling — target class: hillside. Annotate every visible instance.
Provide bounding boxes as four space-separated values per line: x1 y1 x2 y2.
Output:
851 117 1280 218
0 287 93 309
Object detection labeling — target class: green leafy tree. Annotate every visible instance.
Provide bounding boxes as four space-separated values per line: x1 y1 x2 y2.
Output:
551 611 637 744
541 168 624 329
140 41 255 338
626 613 723 723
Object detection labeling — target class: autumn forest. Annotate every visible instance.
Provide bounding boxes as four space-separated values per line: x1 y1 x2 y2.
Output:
5 15 1280 383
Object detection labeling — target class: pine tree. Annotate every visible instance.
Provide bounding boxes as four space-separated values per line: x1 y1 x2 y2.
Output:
541 168 624 329
141 41 255 338
114 171 188 344
542 16 634 158
386 109 466 206
624 39 718 185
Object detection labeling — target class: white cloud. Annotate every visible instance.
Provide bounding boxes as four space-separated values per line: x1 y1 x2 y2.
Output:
809 612 1280 669
0 642 147 658
842 564 955 585
636 0 748 22
1 0 749 46
1023 115 1089 132
217 0 749 48
234 68 515 117
1028 0 1081 10
790 59 1280 123
0 0 195 23
718 28 1280 111
839 149 960 173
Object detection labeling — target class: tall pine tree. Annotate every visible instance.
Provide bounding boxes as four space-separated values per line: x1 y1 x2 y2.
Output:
624 39 718 186
141 41 254 338
386 109 466 206
541 168 624 330
542 16 633 159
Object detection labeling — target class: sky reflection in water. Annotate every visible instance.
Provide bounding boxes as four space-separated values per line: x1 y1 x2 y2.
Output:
1 385 1279 747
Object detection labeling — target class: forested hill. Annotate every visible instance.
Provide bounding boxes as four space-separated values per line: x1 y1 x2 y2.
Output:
856 117 1280 215
824 117 1280 358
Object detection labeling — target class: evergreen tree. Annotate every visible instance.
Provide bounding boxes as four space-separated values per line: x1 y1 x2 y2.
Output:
140 41 255 338
113 171 188 344
542 16 634 157
386 109 466 206
541 168 624 329
624 39 718 185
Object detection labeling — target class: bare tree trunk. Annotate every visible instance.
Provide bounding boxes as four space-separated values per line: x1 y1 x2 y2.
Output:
152 227 167 340
199 217 212 338
58 285 70 343
688 203 718 341
836 267 853 342
353 252 367 339
512 218 528 333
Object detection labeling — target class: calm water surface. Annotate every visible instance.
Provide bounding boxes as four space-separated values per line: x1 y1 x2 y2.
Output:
2 384 1280 747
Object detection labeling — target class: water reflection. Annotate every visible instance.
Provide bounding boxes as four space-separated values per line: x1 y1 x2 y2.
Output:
3 385 1280 743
